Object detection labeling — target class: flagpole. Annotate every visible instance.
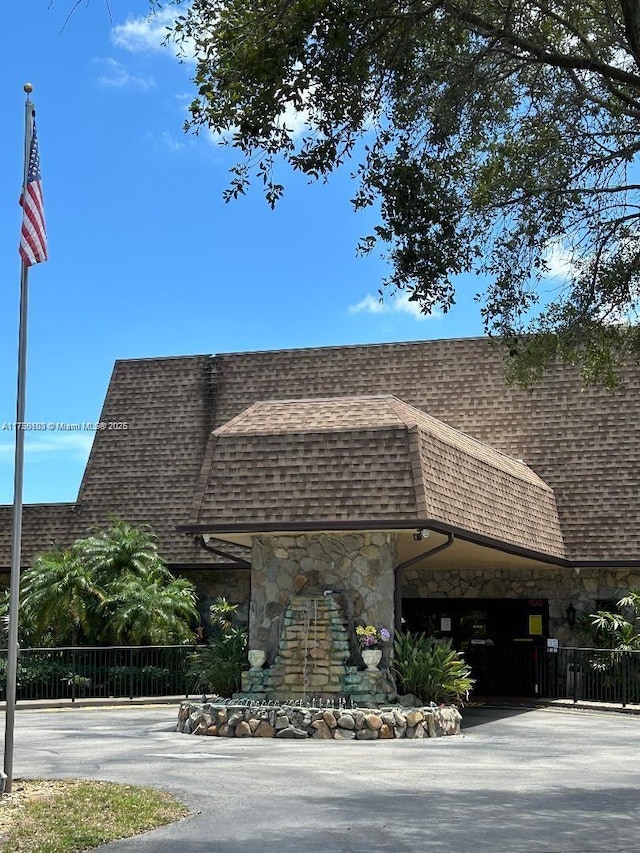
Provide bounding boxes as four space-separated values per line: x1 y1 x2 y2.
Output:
3 84 36 795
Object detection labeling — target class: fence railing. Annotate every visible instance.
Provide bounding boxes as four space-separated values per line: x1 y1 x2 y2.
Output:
1 643 638 707
0 645 197 702
468 645 640 707
541 647 640 707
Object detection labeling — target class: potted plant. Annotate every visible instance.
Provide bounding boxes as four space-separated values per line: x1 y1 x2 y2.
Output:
356 625 391 671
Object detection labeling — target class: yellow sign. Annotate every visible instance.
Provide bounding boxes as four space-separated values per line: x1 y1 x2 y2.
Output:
529 614 543 636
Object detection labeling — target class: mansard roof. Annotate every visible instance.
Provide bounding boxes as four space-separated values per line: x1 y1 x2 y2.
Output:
189 395 565 558
0 337 638 567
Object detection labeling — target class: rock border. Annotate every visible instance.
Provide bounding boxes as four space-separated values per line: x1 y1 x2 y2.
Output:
177 701 462 739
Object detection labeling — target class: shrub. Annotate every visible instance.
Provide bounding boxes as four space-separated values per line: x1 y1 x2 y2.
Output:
186 597 248 696
392 631 474 705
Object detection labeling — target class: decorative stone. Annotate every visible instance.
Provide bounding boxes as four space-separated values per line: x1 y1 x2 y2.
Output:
393 709 407 727
424 713 436 737
276 726 308 739
275 714 290 730
311 720 333 739
405 710 424 727
322 710 337 728
355 729 378 740
406 724 426 739
292 572 308 594
365 714 383 730
178 701 462 741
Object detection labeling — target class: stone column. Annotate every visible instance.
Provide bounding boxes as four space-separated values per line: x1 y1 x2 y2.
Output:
250 532 397 661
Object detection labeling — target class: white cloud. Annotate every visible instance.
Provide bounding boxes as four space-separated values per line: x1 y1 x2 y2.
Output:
0 433 94 464
112 8 197 61
543 241 577 280
349 294 387 315
155 130 186 152
94 58 155 91
349 291 443 321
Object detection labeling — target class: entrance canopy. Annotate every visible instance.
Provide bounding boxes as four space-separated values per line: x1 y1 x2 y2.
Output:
184 395 565 561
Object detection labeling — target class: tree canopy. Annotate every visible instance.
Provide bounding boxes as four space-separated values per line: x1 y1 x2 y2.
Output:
14 520 199 646
165 0 640 383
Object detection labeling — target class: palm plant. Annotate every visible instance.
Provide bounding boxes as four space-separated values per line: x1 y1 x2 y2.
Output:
187 598 248 696
589 591 640 651
392 631 475 705
17 520 198 647
576 592 640 700
78 519 165 583
99 575 198 645
19 548 103 646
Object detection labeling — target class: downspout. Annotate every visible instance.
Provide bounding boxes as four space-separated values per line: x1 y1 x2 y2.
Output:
194 534 251 569
394 533 455 633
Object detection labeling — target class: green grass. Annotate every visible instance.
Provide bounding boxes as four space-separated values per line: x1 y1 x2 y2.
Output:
0 779 189 852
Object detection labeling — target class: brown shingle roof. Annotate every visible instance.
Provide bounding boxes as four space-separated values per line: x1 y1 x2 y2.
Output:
191 395 564 557
0 337 638 567
0 503 80 571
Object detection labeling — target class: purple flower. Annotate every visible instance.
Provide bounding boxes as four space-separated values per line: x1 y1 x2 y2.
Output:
379 628 391 642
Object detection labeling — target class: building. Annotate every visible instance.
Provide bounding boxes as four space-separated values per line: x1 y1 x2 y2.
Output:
1 337 638 697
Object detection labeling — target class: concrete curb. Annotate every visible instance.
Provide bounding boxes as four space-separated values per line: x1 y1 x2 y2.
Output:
0 695 193 712
1 694 638 715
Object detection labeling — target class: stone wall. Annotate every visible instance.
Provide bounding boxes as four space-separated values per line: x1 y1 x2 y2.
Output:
178 569 250 632
250 533 397 660
177 700 462 739
402 564 640 644
241 592 398 705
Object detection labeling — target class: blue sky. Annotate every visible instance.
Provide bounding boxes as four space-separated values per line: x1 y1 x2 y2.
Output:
1 0 487 506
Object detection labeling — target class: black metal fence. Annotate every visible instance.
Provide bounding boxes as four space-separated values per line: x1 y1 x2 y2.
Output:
469 645 640 707
1 644 638 707
0 645 196 702
541 647 640 706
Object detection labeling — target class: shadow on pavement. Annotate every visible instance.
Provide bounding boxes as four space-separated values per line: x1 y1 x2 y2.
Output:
460 704 539 729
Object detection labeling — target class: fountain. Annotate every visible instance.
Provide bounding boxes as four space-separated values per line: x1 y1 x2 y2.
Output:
239 590 396 707
176 589 463 739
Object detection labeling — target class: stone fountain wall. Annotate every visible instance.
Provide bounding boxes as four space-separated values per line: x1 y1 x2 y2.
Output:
178 701 462 739
249 532 397 661
241 592 398 706
253 594 350 700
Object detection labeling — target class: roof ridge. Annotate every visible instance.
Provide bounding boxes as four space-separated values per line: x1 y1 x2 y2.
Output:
213 401 265 436
387 397 550 490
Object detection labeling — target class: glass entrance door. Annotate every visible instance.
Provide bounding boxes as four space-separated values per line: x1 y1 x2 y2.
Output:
401 597 549 698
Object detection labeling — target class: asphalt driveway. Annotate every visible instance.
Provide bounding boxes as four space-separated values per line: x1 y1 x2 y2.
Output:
4 703 640 852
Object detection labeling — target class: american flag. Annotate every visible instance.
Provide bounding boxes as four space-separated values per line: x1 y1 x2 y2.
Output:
19 115 47 267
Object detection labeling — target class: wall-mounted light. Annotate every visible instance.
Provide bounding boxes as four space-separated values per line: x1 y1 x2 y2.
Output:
413 528 431 541
565 602 577 629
